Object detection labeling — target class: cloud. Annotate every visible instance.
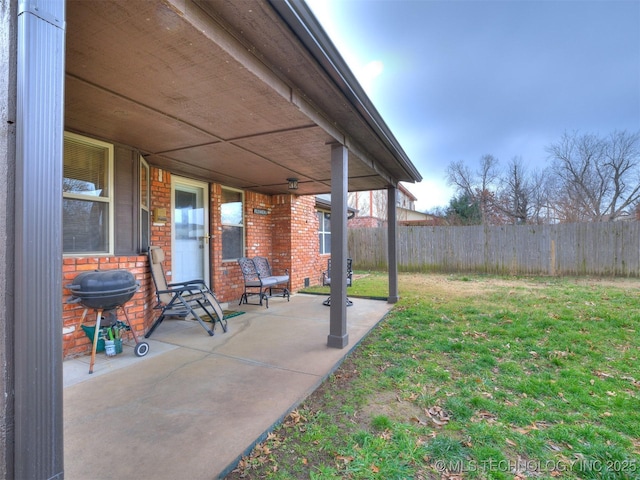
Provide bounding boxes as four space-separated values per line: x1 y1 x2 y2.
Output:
355 60 385 95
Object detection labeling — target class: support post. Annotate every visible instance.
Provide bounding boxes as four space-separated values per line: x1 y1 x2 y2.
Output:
387 185 399 303
327 144 349 348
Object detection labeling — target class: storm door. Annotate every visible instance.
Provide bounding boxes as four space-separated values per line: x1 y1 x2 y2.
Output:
171 177 210 285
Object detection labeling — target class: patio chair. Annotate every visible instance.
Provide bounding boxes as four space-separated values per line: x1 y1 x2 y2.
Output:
145 245 227 338
322 257 353 306
238 257 289 308
253 256 290 302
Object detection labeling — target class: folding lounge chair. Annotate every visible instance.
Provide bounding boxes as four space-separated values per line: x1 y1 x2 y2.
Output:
322 257 353 306
145 245 227 338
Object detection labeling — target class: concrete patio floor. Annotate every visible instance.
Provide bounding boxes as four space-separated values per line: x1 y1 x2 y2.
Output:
63 293 393 479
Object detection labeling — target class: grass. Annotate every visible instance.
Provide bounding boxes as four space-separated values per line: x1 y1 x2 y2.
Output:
301 270 390 300
227 273 640 479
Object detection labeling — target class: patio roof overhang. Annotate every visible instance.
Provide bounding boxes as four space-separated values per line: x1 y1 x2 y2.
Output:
65 0 422 196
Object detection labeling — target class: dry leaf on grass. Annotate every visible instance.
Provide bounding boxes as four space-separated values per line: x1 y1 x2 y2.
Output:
335 455 354 465
425 406 450 426
285 409 307 426
471 410 497 423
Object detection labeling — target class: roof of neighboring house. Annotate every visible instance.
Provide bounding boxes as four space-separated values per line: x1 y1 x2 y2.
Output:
315 195 358 218
65 0 422 196
398 183 418 201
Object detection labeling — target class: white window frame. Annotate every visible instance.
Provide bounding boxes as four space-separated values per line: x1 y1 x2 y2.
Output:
139 156 150 253
317 209 331 255
63 131 115 256
221 186 245 261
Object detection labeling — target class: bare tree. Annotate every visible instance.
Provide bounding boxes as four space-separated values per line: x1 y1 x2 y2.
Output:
547 130 640 221
446 159 475 198
528 168 557 224
348 190 388 223
603 130 640 219
446 154 500 224
495 157 531 224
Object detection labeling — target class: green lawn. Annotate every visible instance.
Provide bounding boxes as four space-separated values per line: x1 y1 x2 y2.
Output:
228 273 640 479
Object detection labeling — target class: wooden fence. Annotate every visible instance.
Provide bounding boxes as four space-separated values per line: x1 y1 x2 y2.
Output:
348 221 640 277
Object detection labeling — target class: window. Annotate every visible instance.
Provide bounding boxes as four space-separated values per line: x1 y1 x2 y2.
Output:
140 157 150 252
221 187 244 260
317 210 331 254
63 132 114 254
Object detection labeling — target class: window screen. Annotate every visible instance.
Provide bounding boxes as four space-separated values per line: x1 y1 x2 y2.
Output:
221 188 244 260
63 133 113 254
317 210 331 254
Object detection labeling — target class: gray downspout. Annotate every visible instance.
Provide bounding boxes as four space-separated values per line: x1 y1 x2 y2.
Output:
15 1 65 479
327 144 349 348
387 185 399 303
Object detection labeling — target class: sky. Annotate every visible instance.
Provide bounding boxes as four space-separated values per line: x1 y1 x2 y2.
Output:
305 0 640 212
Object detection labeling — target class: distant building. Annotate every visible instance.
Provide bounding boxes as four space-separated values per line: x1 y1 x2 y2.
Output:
348 184 445 227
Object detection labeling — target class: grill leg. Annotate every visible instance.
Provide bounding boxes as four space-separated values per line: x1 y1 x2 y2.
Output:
119 306 140 344
89 309 103 374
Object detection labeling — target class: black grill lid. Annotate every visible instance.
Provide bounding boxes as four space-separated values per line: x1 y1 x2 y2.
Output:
68 269 137 294
67 269 139 310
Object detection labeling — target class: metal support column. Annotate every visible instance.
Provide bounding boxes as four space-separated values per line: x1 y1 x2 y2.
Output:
15 1 65 478
387 185 399 303
327 143 349 348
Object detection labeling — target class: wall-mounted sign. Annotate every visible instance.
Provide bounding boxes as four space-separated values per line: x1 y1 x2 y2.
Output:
253 208 269 215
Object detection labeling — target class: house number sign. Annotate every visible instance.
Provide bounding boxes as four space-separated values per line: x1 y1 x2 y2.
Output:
253 208 268 215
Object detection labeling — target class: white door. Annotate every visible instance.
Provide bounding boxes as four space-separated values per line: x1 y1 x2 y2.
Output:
171 177 210 285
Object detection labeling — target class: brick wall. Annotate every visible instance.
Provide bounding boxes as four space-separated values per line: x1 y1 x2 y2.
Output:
150 167 172 277
348 216 385 228
288 195 326 289
62 255 153 358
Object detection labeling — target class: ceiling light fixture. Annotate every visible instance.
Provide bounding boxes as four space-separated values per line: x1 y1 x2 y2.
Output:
287 177 299 190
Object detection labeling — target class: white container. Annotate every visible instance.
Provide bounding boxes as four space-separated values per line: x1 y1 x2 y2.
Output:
104 340 116 357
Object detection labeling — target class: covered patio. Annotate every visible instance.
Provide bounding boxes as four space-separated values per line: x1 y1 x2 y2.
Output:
4 0 422 477
63 294 393 479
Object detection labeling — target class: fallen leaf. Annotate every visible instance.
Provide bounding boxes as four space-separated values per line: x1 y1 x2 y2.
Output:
425 406 450 426
336 455 354 464
410 416 427 426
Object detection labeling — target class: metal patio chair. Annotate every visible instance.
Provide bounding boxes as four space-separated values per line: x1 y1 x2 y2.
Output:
322 257 353 306
252 256 290 303
238 257 289 308
145 245 227 338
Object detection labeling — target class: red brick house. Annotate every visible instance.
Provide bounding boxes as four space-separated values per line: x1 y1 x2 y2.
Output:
1 0 422 477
